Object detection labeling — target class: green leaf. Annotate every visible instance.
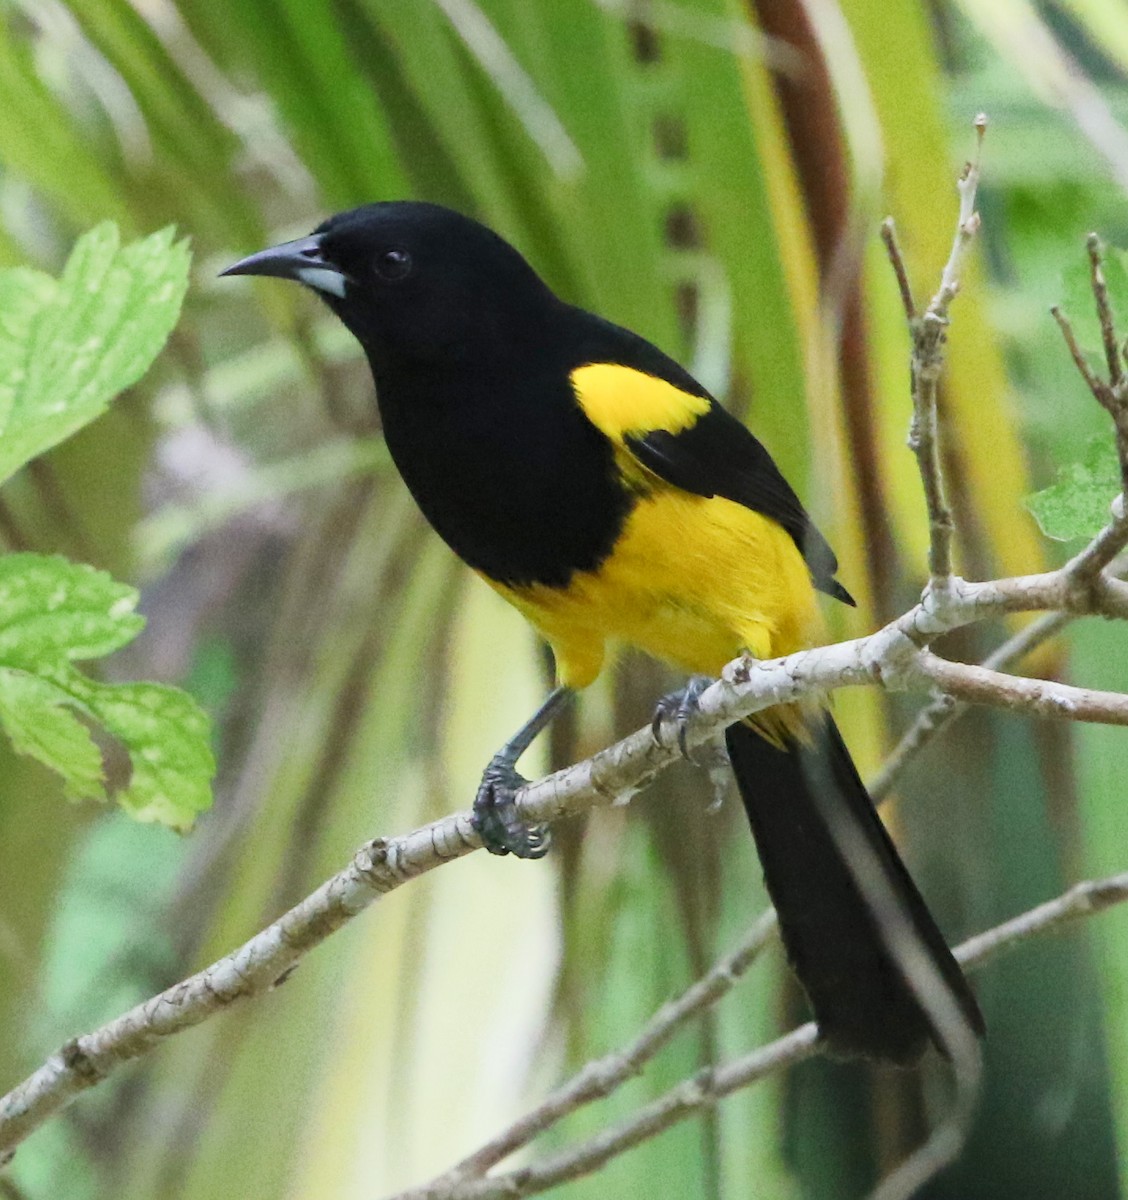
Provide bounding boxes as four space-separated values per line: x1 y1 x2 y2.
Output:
0 222 209 829
0 553 143 671
0 268 59 431
0 668 105 803
0 553 214 828
1026 438 1122 541
69 678 215 831
0 222 190 485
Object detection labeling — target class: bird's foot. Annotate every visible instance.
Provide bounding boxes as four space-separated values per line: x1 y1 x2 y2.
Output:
472 757 552 859
651 675 714 760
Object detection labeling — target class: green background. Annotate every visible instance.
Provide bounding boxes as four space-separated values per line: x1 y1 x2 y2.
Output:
2 1 1128 1197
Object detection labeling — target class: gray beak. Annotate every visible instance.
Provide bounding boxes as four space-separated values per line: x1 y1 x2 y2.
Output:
220 234 349 298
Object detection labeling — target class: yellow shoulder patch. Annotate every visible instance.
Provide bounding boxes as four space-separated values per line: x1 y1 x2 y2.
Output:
570 363 711 442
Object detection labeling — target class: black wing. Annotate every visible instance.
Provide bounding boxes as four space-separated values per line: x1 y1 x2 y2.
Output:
626 408 854 605
568 309 854 605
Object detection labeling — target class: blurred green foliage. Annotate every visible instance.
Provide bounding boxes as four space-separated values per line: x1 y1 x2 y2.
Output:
0 225 213 826
0 224 188 482
1 2 1127 1199
0 552 214 824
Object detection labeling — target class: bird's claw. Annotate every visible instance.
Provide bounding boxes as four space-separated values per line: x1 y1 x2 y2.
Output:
651 675 713 760
472 758 552 859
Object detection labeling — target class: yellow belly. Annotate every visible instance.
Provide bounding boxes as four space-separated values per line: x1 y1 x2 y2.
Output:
486 488 823 690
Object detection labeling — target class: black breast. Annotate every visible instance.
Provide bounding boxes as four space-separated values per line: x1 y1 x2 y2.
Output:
371 358 633 588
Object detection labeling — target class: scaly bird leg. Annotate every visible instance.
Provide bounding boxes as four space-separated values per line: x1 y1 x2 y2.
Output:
473 686 573 859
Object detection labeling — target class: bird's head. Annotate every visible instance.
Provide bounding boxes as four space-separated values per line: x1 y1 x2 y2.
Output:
222 201 558 367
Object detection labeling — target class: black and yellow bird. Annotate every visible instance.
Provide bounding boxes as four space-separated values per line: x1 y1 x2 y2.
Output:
223 202 984 1064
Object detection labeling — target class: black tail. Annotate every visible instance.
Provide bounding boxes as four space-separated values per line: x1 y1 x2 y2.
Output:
725 717 985 1064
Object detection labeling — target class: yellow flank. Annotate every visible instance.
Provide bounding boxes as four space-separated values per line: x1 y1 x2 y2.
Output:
484 486 824 696
570 363 711 441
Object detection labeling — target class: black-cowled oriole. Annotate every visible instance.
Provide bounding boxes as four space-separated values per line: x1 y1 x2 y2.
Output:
223 202 984 1064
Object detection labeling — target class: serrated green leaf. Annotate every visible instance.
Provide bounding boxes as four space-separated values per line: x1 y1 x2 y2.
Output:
0 668 106 802
0 222 190 485
0 554 143 671
67 676 215 831
1026 438 1122 541
0 554 214 827
0 267 59 431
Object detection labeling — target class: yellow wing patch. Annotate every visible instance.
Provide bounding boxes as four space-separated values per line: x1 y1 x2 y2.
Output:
570 363 711 442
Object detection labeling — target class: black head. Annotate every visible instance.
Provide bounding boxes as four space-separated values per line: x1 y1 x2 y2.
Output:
222 202 560 367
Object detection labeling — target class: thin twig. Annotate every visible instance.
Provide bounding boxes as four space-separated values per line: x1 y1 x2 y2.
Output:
1067 500 1128 584
917 651 1128 723
870 609 1073 802
902 115 987 589
932 114 987 314
1087 232 1122 387
956 873 1128 964
1050 305 1107 401
871 221 1128 802
416 912 779 1193
868 690 955 803
5 558 1128 1162
439 1028 823 1200
390 869 1128 1200
880 218 917 321
1052 238 1128 506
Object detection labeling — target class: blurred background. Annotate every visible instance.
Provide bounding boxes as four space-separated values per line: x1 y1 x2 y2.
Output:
2 1 1128 1197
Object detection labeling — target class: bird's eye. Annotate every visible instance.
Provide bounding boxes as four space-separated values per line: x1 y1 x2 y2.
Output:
374 248 412 282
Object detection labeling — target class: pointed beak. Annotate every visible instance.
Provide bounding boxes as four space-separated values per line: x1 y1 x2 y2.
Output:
220 234 349 298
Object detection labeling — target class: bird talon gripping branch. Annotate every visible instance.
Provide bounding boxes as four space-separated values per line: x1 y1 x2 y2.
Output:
651 675 713 760
473 760 552 859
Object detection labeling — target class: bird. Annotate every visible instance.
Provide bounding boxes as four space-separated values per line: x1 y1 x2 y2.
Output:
222 201 984 1064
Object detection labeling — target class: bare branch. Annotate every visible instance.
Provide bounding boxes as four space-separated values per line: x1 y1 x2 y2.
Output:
956 873 1128 963
6 135 1128 1191
4 556 1128 1162
880 218 916 321
917 650 1128 724
389 869 1128 1200
851 542 1128 817
865 173 1128 804
1054 235 1128 529
933 114 986 316
869 609 1071 802
867 689 957 802
895 115 986 590
1065 508 1128 585
909 334 956 587
1087 232 1122 387
418 912 779 1192
433 1027 822 1200
1050 305 1108 402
